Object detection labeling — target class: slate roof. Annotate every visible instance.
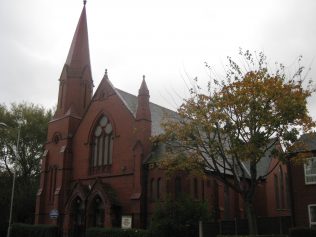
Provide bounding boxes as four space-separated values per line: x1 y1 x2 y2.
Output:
291 133 316 153
147 137 279 180
246 140 280 178
255 145 276 178
115 88 279 179
115 89 178 136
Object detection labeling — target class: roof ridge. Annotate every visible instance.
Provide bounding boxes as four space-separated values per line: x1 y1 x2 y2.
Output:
115 88 177 114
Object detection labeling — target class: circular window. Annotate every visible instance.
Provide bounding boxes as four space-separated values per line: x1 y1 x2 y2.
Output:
94 126 102 137
105 124 112 134
99 116 108 127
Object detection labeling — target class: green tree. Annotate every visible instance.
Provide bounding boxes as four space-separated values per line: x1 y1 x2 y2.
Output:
155 50 315 235
0 102 52 232
149 196 210 237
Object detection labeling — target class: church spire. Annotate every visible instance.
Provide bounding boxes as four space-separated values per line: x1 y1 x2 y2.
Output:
55 3 93 118
65 4 90 70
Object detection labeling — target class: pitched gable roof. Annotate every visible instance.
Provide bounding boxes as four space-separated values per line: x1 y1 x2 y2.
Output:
291 133 316 153
146 135 280 179
246 139 281 178
115 89 178 136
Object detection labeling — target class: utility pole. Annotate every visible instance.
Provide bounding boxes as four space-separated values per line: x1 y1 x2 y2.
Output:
1 121 23 237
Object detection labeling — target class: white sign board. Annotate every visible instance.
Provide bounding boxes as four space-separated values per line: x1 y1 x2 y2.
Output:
121 215 132 229
49 209 59 219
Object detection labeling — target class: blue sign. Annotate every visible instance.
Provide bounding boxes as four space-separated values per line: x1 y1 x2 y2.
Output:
49 209 59 219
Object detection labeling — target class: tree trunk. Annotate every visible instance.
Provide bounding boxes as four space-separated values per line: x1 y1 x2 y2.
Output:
244 200 258 235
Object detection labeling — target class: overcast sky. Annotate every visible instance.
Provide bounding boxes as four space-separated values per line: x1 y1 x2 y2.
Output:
0 0 315 120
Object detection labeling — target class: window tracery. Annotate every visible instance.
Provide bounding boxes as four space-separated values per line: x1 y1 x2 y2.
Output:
91 115 113 173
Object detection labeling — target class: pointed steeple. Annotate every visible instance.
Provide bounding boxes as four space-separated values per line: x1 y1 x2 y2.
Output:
65 4 90 71
135 75 152 161
138 75 149 96
136 75 151 122
55 3 93 119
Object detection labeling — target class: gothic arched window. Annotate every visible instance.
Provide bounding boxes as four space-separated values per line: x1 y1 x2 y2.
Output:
150 178 155 200
91 115 113 168
157 178 161 200
175 177 182 199
274 174 280 209
193 178 198 199
279 166 285 209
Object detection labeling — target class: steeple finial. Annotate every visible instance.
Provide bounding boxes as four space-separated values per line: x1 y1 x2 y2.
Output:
104 69 108 78
83 0 87 6
139 75 149 96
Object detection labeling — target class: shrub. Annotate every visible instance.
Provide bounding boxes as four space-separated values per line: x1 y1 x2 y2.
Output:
148 196 210 237
217 235 288 237
86 227 148 237
11 223 58 237
289 227 316 237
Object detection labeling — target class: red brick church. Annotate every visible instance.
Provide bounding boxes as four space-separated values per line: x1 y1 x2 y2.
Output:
35 3 290 236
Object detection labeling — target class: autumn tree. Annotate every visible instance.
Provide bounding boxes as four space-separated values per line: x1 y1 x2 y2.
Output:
0 102 52 233
155 50 315 234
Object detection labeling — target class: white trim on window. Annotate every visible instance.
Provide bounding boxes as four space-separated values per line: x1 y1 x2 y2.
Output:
308 204 316 228
304 157 316 184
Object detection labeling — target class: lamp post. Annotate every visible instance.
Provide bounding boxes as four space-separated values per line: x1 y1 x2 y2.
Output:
0 121 22 237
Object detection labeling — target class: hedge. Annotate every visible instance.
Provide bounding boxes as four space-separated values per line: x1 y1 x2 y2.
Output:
289 227 316 237
217 235 288 237
11 223 58 237
86 227 149 237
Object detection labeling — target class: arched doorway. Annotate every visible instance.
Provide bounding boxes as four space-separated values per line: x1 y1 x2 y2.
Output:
88 195 105 227
70 196 85 237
